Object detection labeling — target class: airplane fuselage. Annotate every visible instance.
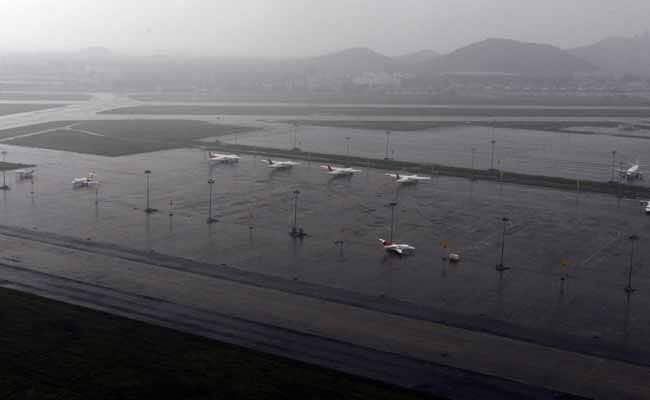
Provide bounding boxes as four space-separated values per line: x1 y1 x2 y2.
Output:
208 152 240 163
379 239 415 255
386 173 431 184
321 165 361 176
265 160 299 169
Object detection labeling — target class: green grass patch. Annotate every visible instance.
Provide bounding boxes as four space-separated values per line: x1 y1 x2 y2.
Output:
0 288 433 399
0 103 63 116
1 120 256 156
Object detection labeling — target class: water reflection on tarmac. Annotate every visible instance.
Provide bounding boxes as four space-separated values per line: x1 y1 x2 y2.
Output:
221 123 650 185
0 143 649 361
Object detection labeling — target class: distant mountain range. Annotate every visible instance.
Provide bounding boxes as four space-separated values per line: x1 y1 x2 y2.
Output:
300 47 394 76
393 49 440 65
569 34 650 76
427 38 596 76
300 34 650 78
301 39 596 78
11 34 648 81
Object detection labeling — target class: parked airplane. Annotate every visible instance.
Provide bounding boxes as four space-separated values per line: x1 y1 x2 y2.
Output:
208 151 240 164
385 172 431 184
379 238 415 255
618 161 643 180
72 172 99 188
640 200 650 214
320 165 361 176
263 159 300 169
15 169 35 180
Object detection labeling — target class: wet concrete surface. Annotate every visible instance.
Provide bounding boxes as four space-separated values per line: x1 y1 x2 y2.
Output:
0 144 649 363
2 93 649 186
1 95 650 397
220 123 650 185
0 233 601 399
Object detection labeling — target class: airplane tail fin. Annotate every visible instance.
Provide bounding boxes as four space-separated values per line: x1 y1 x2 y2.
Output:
378 238 391 246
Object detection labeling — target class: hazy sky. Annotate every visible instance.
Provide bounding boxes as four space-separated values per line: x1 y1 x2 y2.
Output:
1 0 649 57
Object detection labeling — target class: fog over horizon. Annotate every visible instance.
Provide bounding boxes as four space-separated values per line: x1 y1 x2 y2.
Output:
1 0 650 58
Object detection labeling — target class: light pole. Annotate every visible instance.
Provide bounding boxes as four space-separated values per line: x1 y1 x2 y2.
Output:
496 217 510 271
0 150 9 191
384 131 391 160
387 202 398 241
611 150 617 182
290 189 305 237
292 124 299 151
144 170 156 213
334 239 345 258
626 234 639 293
207 178 217 224
490 139 496 170
471 147 476 170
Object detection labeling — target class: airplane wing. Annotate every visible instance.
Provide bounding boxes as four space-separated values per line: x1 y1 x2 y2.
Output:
393 248 403 254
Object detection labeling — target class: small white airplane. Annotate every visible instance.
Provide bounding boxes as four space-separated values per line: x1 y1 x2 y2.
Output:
320 164 362 176
385 172 431 184
640 200 650 214
72 172 99 188
15 169 35 180
208 151 240 164
618 161 643 180
379 238 415 255
263 159 300 169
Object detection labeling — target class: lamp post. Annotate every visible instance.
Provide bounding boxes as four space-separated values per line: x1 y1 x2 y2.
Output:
471 147 476 170
490 139 496 170
292 124 299 151
384 131 391 160
626 234 639 293
290 189 303 237
496 217 510 271
207 178 217 224
334 239 345 258
387 202 398 241
0 150 9 191
144 170 156 213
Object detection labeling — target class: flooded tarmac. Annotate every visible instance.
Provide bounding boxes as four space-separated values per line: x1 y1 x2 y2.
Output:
1 143 649 362
2 94 649 186
220 123 650 185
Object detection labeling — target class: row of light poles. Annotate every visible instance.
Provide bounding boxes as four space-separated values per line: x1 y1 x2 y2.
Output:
142 168 642 293
143 170 218 224
495 215 641 293
287 129 500 171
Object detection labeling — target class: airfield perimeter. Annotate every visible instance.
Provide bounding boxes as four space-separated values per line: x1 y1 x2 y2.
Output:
1 95 650 398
